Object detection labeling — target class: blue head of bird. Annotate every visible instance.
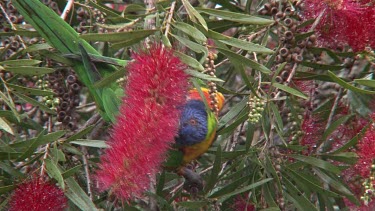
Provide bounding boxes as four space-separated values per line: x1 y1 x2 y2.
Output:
175 100 208 146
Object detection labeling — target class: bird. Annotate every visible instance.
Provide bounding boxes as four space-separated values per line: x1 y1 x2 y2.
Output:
166 87 225 193
175 88 225 166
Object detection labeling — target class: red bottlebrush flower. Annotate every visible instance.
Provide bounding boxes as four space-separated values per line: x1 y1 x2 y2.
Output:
300 113 325 154
355 122 375 178
301 0 375 51
9 179 67 211
232 194 255 211
96 44 189 200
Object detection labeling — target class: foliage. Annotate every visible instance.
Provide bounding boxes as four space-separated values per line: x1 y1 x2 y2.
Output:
1 0 375 210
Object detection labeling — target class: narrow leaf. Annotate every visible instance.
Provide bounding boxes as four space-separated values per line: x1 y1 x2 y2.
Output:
4 66 54 76
172 22 207 43
218 47 271 74
181 0 208 30
288 154 341 174
71 140 108 148
0 117 14 135
45 159 65 189
197 8 273 25
174 51 205 71
273 83 308 100
0 59 42 66
328 71 375 94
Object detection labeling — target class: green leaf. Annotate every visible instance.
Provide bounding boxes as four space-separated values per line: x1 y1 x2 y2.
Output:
0 152 22 160
0 91 20 122
111 37 147 50
0 185 15 194
197 8 273 25
62 165 83 179
93 68 126 88
355 79 375 88
285 168 340 198
181 0 208 30
65 125 95 142
45 159 65 189
7 83 55 96
10 131 66 149
328 71 375 94
65 178 98 211
63 53 128 67
16 131 65 161
205 145 222 192
283 178 318 211
0 161 25 178
71 140 108 148
102 88 121 123
273 83 308 100
321 152 358 164
0 117 14 135
80 30 157 42
301 62 344 71
11 0 119 113
288 154 341 174
270 102 283 131
174 51 205 71
294 31 315 42
172 22 207 43
218 97 248 128
218 38 273 54
208 176 248 198
3 66 55 76
218 178 274 203
218 47 271 74
314 169 358 204
0 59 42 66
185 69 224 82
172 34 208 55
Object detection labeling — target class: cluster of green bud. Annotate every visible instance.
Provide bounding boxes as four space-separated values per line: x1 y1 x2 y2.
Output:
36 79 60 110
247 95 265 124
361 164 375 205
287 113 304 144
43 96 60 109
36 79 50 90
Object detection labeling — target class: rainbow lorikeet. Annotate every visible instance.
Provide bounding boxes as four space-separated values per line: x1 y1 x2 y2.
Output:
175 88 225 165
165 88 225 192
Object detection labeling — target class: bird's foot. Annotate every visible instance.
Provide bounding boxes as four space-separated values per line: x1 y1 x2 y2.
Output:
179 167 203 197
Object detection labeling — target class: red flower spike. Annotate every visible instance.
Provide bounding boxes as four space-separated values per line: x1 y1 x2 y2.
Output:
355 123 375 178
301 0 375 51
232 194 255 211
9 179 67 211
300 113 325 154
96 44 189 200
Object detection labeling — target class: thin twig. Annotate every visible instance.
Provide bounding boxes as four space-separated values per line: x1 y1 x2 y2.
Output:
61 0 75 20
144 0 156 30
325 88 343 129
40 116 53 176
81 146 93 200
0 4 31 59
164 1 176 37
115 18 142 32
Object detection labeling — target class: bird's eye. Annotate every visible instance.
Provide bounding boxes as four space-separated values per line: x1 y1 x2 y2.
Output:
189 118 197 126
